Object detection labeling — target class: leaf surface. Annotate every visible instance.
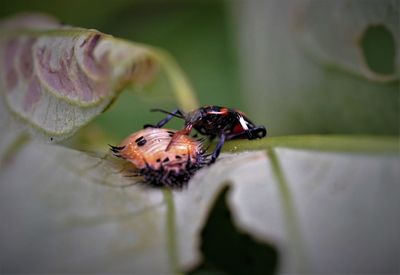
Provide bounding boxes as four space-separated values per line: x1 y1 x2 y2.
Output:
0 13 158 141
0 137 398 273
233 1 399 135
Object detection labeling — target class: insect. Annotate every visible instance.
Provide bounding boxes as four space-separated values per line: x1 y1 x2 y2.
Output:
109 128 207 188
144 105 267 164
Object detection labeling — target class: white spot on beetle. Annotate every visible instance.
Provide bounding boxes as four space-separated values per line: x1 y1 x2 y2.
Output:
239 116 249 130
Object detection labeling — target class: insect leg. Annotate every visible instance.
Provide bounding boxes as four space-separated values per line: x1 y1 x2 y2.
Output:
165 126 192 151
209 133 226 164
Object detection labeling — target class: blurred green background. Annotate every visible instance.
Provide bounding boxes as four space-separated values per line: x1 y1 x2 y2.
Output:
1 0 398 149
0 2 399 273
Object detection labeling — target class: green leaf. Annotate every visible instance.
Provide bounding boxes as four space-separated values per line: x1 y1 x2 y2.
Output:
298 1 399 82
233 1 399 135
0 136 398 273
0 13 198 142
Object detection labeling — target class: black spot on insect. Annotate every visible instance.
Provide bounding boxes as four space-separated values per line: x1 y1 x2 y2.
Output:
135 136 147 146
138 139 147 146
148 105 267 164
135 136 144 142
166 131 175 137
110 127 210 189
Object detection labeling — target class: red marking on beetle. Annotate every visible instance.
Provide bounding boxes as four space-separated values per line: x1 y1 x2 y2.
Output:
147 105 267 163
206 107 229 115
232 123 244 135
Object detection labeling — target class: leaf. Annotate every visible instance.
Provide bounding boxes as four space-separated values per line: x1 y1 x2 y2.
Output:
296 0 399 82
232 1 399 135
0 143 169 273
0 136 398 273
0 13 197 143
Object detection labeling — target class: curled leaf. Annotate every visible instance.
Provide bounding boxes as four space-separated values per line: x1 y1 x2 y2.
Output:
0 13 158 141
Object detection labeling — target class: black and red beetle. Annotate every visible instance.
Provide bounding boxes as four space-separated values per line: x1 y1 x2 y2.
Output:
144 105 267 164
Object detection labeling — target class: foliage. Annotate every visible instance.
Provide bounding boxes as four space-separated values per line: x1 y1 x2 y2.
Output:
0 3 399 274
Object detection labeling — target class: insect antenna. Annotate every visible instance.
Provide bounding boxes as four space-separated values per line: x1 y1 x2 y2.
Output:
150 108 185 119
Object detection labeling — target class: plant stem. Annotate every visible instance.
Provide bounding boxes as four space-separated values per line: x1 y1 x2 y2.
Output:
149 48 199 111
163 188 182 275
224 135 399 154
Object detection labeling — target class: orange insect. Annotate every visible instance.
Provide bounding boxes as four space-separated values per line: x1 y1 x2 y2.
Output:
109 128 207 188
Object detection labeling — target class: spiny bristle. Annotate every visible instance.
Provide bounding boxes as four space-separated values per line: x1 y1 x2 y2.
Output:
114 148 209 189
138 157 206 189
108 144 125 153
109 144 126 158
